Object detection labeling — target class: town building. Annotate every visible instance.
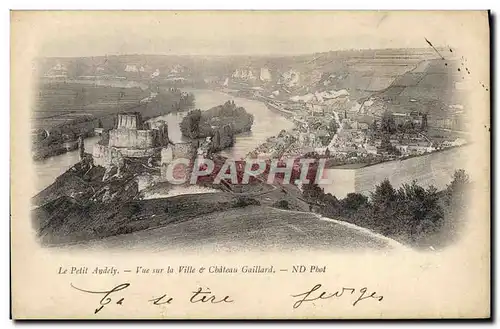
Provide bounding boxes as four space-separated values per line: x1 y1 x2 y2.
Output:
260 67 272 82
392 111 426 127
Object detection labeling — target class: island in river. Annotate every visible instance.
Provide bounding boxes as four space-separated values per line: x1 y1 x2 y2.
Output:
180 100 254 153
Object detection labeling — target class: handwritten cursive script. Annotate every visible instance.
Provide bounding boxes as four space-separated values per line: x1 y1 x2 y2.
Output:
71 282 382 314
291 284 384 309
70 282 130 314
190 287 234 304
71 283 234 314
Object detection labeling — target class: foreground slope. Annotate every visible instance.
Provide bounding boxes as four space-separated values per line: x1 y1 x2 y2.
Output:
52 205 406 253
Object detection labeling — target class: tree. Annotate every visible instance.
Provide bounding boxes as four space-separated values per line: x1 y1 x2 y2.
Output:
394 182 444 244
328 119 338 135
446 169 470 196
370 179 398 235
371 179 397 206
273 199 290 210
381 111 397 135
439 169 471 245
400 120 415 133
341 193 369 213
211 129 221 151
180 109 202 139
421 113 428 131
78 135 85 161
379 135 401 156
302 183 325 202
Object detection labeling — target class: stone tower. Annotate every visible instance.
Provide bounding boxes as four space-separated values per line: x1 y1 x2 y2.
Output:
117 112 143 129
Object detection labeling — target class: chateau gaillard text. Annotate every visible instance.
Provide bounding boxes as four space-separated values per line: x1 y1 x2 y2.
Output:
57 265 328 275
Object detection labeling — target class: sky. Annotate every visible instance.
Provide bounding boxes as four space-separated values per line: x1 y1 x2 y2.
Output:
11 11 488 58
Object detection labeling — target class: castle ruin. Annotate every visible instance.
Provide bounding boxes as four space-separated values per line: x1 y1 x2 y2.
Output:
92 112 199 189
92 112 169 168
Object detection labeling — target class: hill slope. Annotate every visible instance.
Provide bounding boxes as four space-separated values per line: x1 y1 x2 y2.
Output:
48 205 406 252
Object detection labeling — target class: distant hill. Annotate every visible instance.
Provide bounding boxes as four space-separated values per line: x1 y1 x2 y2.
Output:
35 48 464 124
35 48 443 93
356 58 466 124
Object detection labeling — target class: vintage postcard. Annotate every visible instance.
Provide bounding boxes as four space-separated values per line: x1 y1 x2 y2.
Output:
11 10 490 319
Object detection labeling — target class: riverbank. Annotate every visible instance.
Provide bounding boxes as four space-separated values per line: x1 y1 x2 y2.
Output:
217 87 295 121
179 100 254 153
321 143 473 199
183 88 295 160
198 87 298 159
324 144 470 170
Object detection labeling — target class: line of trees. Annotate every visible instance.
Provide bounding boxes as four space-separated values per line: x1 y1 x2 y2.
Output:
302 169 471 249
372 110 430 156
377 110 429 135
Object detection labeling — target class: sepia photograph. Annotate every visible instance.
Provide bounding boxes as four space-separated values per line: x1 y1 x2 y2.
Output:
10 10 491 319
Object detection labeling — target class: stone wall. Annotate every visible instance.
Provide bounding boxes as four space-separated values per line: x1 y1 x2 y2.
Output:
92 144 124 168
159 142 197 181
117 113 143 129
160 147 174 165
109 128 156 149
93 143 160 168
119 147 159 158
108 121 169 150
136 173 162 192
172 142 197 160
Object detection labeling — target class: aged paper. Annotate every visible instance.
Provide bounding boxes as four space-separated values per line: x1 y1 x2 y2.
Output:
11 10 490 319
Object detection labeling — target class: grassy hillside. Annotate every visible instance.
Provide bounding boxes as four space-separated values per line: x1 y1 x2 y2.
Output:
43 205 402 252
32 191 239 245
357 58 466 127
32 157 401 251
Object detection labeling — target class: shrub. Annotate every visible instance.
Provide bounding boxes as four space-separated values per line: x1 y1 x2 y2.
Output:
273 199 290 210
302 170 471 249
234 196 260 208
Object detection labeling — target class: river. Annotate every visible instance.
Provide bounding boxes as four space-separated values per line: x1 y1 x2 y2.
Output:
322 144 477 199
33 87 474 199
33 88 294 193
150 88 295 159
33 136 102 193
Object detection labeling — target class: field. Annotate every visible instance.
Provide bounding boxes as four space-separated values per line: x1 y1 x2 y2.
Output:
32 80 150 131
31 79 193 160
